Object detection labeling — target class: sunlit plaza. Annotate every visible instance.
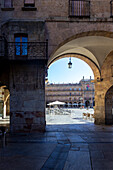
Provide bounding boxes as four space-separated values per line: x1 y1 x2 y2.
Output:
46 108 94 125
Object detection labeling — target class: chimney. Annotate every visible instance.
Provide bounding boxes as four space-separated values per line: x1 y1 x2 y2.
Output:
90 76 91 79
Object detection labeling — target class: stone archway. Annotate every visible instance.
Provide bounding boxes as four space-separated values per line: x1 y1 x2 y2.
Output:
105 86 113 125
48 53 100 79
47 34 113 125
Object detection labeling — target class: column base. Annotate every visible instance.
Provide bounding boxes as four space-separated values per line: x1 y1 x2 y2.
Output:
94 118 105 125
10 111 46 133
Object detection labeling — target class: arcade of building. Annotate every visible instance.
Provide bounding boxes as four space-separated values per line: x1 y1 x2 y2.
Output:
0 0 113 132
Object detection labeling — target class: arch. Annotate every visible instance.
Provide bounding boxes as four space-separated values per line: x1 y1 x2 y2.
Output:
78 102 81 108
101 50 113 79
85 100 90 108
48 54 100 79
49 31 113 58
54 31 113 50
47 31 113 125
73 102 77 108
105 86 113 125
65 102 68 108
0 86 10 120
48 32 113 79
68 102 72 108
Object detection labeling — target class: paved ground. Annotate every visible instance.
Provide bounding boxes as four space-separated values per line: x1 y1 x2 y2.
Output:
0 109 113 170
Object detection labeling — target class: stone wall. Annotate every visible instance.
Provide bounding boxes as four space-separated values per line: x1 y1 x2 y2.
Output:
0 21 47 132
10 61 46 132
0 0 112 22
94 51 113 124
1 21 46 42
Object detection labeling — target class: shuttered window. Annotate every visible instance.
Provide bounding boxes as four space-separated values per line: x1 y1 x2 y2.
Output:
69 0 90 17
4 0 12 8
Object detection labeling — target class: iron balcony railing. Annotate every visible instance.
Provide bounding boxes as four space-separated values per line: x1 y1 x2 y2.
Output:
110 1 113 17
69 0 90 17
46 94 82 97
46 89 82 91
84 97 91 100
7 41 48 60
46 89 94 92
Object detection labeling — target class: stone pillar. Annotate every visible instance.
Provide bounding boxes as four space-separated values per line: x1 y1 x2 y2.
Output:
94 81 105 125
10 60 46 133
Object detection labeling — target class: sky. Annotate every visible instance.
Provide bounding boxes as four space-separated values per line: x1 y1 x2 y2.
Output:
48 57 94 84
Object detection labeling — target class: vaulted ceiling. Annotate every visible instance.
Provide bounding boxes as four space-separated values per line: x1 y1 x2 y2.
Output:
48 36 113 69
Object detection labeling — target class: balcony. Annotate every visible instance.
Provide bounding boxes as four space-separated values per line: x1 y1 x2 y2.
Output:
69 0 90 17
0 39 48 60
46 94 82 97
4 41 48 60
46 89 94 92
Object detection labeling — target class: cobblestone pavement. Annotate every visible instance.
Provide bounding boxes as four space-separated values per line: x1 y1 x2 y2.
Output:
0 109 113 170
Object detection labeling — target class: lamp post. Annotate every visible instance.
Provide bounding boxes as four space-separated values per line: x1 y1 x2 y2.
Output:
68 57 72 69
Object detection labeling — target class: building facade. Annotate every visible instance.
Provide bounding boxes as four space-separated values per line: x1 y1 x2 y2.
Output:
1 0 113 132
46 77 95 108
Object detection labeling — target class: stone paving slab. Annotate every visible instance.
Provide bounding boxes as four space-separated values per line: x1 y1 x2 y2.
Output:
64 151 92 170
41 144 70 170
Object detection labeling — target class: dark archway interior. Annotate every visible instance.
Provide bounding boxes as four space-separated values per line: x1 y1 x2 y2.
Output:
85 100 90 108
105 86 113 125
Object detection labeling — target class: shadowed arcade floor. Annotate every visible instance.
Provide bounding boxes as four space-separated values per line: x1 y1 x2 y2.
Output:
0 111 113 170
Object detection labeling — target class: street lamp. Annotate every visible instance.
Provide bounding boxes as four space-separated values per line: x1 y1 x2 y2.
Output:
68 57 72 69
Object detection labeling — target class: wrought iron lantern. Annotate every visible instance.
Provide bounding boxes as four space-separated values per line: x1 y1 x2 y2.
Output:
68 57 72 69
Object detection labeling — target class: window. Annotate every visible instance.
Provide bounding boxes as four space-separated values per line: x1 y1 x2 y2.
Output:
86 84 89 90
4 0 13 8
24 0 35 7
79 88 81 91
15 34 28 56
69 0 90 17
110 1 113 17
74 88 76 91
70 88 72 91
